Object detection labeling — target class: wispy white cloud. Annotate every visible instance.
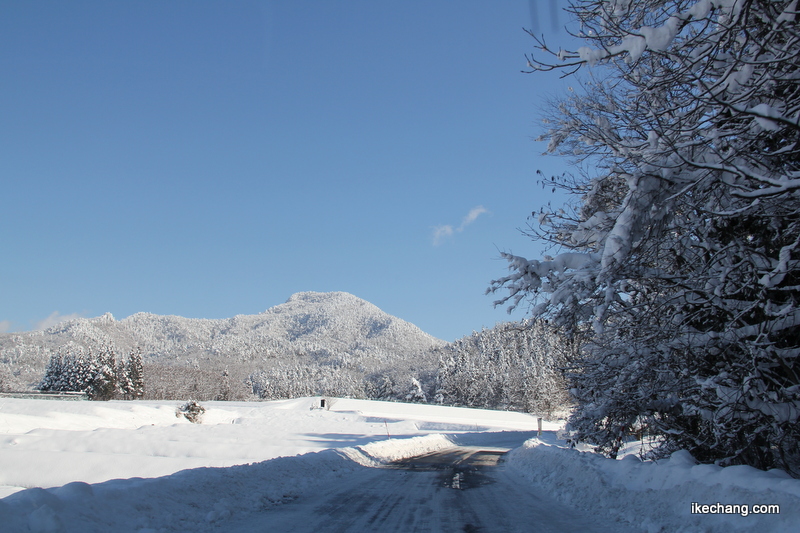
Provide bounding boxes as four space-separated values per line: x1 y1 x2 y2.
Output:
459 205 489 230
0 320 12 334
432 225 455 246
34 311 85 331
432 205 490 245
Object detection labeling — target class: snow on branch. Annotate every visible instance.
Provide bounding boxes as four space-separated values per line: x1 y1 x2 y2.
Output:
504 0 800 473
487 251 600 314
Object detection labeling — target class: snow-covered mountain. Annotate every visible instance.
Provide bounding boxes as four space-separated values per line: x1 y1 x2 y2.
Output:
0 292 445 392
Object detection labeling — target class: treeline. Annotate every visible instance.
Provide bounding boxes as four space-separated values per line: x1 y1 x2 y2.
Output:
39 344 144 400
246 319 572 416
144 364 251 402
246 364 432 404
434 320 572 416
36 320 572 416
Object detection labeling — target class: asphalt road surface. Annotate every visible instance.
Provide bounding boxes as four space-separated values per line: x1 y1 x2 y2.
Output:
215 435 638 532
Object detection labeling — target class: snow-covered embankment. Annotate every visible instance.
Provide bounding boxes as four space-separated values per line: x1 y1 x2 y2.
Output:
508 439 800 532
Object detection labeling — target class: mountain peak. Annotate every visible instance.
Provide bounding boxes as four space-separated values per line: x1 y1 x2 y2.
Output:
285 291 357 305
0 292 446 393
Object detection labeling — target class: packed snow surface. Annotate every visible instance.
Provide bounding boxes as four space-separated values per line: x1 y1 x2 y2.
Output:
1 397 797 532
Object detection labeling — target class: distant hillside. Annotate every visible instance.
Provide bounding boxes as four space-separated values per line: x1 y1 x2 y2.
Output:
0 292 445 396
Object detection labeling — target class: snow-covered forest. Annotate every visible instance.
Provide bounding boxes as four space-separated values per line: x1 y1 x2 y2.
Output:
489 0 800 475
0 291 573 415
0 292 444 401
434 320 573 416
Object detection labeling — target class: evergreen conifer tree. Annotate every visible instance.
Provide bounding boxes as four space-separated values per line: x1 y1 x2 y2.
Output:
90 344 118 401
127 347 145 399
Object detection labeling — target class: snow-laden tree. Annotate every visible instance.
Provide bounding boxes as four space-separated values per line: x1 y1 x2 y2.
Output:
92 344 118 401
118 347 145 399
39 346 97 397
39 344 146 401
489 0 800 473
405 377 428 403
38 352 65 392
364 373 397 400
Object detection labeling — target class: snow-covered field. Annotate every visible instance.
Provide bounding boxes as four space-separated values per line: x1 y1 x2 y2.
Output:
1 397 798 532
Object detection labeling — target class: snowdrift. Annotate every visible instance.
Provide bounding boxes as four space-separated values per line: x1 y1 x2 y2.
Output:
508 439 800 532
0 433 454 533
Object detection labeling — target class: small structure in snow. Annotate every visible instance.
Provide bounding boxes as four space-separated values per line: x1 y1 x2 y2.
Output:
312 397 332 410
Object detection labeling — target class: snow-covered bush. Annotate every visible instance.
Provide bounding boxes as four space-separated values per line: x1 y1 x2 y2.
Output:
177 400 205 423
489 0 800 474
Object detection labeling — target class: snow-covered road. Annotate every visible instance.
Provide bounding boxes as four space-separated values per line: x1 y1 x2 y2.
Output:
212 444 633 533
2 397 798 532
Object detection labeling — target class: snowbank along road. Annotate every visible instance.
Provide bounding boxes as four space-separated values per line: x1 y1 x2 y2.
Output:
3 398 797 531
214 436 636 532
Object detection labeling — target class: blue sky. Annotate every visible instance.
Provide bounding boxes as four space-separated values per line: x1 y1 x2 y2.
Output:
0 1 579 342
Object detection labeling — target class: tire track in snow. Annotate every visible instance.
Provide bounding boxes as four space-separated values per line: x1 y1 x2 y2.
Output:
214 447 638 532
